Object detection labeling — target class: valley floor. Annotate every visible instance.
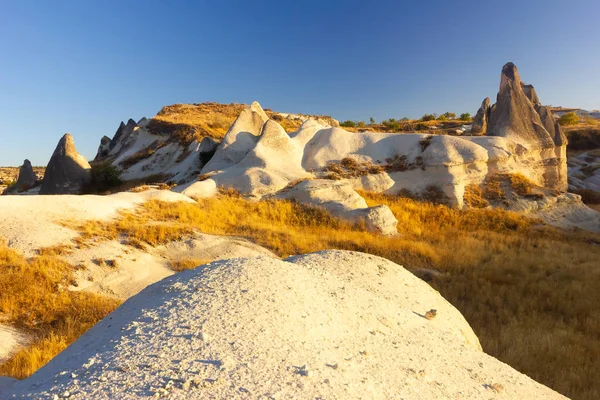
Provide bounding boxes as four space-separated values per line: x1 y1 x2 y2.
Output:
0 190 599 399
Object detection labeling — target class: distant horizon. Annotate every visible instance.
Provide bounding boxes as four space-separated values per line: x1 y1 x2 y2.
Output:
1 0 599 166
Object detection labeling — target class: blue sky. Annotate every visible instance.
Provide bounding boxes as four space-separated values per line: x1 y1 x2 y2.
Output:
1 0 599 166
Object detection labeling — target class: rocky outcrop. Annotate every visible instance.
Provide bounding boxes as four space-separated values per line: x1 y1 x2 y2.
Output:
40 134 91 195
279 180 398 235
94 136 111 160
198 137 218 166
5 251 566 399
487 63 556 149
201 101 269 173
109 118 138 152
2 159 37 194
473 62 568 192
521 83 541 105
470 97 490 135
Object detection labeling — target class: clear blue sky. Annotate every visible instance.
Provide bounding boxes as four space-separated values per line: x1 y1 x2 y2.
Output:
1 0 599 166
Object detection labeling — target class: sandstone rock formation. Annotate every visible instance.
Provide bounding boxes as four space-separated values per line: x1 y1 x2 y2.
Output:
487 63 556 149
201 101 269 173
177 86 572 215
5 251 566 399
40 134 91 195
470 97 490 135
198 136 218 166
2 159 37 194
94 135 111 160
468 62 569 192
279 180 398 235
109 118 138 153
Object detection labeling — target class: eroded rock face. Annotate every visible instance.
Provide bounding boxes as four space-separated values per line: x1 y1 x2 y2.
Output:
470 97 490 135
110 119 138 152
94 136 112 160
40 134 91 195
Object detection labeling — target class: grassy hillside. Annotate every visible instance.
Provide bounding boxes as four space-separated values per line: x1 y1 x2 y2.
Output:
62 191 600 400
146 102 338 145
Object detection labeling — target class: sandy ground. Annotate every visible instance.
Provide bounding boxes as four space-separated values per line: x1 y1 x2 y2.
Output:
67 234 275 300
5 251 566 399
0 190 194 257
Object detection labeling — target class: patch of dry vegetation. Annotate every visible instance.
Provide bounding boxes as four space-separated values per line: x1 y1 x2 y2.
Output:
169 258 213 272
69 192 600 399
463 184 490 208
323 155 425 180
147 102 245 145
0 243 119 379
508 173 541 198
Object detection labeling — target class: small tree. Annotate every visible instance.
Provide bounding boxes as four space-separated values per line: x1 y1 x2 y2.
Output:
369 117 375 125
421 114 436 121
459 113 471 121
89 163 122 193
437 114 447 121
340 120 356 128
444 112 456 119
357 121 366 128
558 112 579 126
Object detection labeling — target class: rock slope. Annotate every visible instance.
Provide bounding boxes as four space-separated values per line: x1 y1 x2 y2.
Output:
4 251 566 399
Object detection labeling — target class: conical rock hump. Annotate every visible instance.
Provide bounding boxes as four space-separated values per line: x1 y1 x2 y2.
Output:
40 134 91 195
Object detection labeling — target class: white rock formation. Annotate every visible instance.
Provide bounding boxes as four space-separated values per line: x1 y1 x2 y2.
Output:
278 180 398 235
568 150 600 192
5 251 566 399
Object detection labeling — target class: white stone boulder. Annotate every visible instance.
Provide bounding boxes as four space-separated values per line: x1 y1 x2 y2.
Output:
279 179 398 234
5 251 566 399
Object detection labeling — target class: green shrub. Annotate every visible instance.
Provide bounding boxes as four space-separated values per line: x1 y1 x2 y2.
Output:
444 112 456 119
415 123 428 131
437 114 447 121
382 118 402 131
421 114 436 121
340 120 356 128
558 112 580 126
89 163 122 193
460 113 471 121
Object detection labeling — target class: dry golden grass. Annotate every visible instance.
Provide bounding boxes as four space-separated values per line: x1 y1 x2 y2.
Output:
147 103 245 145
37 244 74 257
10 191 600 398
169 258 213 272
463 184 490 208
69 192 600 399
509 173 539 197
0 245 119 378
